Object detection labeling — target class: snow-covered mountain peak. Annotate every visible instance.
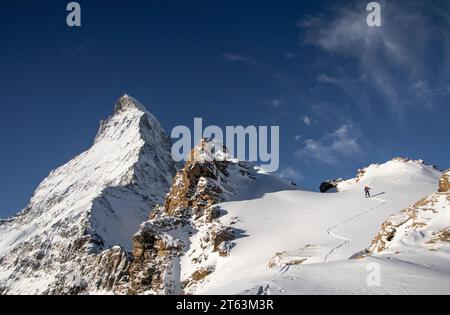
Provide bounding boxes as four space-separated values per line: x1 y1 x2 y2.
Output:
27 95 175 229
0 96 177 294
113 93 146 114
95 94 166 145
345 157 442 188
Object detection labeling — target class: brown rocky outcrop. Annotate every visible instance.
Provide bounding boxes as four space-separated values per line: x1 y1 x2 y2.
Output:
368 170 450 255
192 267 214 281
439 170 449 193
124 139 255 294
126 218 185 294
160 139 239 218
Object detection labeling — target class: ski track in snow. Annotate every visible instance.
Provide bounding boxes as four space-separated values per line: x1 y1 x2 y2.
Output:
263 197 389 293
323 197 388 263
176 159 445 294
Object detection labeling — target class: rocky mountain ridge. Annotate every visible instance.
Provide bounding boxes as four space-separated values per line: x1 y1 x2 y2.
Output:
125 139 257 294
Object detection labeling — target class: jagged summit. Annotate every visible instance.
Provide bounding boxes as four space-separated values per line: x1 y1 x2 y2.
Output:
95 94 170 149
113 94 147 114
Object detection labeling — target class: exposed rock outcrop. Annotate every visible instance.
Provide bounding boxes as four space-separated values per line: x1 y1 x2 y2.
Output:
439 170 449 193
319 179 343 193
125 139 256 294
368 171 450 255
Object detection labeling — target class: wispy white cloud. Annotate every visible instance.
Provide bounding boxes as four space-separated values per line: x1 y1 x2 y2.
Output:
271 99 282 108
222 53 259 66
299 0 450 117
412 80 450 107
310 101 354 128
285 52 295 59
295 124 362 165
222 52 294 88
317 74 341 85
303 116 312 126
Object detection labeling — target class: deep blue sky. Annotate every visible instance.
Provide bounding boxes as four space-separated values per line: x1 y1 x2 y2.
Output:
1 0 449 217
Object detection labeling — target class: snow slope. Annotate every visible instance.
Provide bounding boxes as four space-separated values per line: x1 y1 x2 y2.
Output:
191 159 449 295
0 95 176 294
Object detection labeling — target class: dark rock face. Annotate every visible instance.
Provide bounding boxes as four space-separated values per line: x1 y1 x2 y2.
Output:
319 179 343 193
